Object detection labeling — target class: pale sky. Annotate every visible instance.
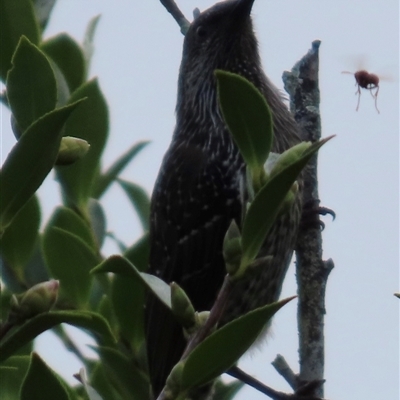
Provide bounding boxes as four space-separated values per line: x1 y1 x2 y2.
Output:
1 1 399 399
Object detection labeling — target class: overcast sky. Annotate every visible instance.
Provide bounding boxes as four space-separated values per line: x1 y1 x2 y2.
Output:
1 1 399 399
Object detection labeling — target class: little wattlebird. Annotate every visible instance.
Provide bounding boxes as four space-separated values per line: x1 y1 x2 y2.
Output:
146 0 302 397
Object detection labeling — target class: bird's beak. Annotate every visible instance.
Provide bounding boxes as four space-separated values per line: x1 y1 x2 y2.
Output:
233 0 255 17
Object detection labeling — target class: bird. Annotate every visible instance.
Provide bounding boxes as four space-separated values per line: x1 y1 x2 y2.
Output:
146 0 302 397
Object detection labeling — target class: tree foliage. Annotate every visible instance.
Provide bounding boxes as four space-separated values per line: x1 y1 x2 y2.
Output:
0 2 328 399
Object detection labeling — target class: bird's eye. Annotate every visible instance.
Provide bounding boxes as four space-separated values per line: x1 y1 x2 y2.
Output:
196 25 207 38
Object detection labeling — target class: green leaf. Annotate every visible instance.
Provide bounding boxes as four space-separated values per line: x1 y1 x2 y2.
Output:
96 295 115 327
23 241 50 287
0 99 85 234
31 0 56 31
0 311 116 363
83 15 101 77
111 273 145 350
92 255 171 309
48 56 71 108
123 232 149 272
216 70 273 170
0 0 40 82
90 362 124 400
7 36 57 132
46 206 97 251
76 368 104 400
96 346 149 400
20 353 69 400
41 33 85 92
0 356 30 400
88 199 107 249
93 140 150 199
213 379 244 400
42 227 98 307
182 297 295 390
241 137 331 266
118 179 150 232
0 195 40 279
56 79 109 208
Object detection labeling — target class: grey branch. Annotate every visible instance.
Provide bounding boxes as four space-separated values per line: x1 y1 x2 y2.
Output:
159 0 190 34
271 354 298 391
282 40 335 398
228 366 325 400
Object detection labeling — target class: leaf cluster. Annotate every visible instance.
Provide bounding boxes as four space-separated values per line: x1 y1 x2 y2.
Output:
1 2 150 399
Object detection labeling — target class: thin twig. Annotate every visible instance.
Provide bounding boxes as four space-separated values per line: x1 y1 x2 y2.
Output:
271 354 298 391
52 325 87 363
228 366 324 400
159 0 190 34
182 275 233 356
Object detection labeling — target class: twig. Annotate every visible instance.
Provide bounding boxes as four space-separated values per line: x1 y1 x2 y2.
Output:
182 275 233 357
282 40 334 397
52 325 87 363
159 0 190 34
228 366 324 400
271 354 298 391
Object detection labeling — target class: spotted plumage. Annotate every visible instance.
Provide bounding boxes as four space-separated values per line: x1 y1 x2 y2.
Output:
146 0 301 397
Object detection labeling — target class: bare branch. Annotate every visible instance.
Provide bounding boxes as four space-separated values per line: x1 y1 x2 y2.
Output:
282 40 335 398
228 366 325 400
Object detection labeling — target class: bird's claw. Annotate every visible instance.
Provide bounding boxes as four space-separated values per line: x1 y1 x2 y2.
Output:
300 200 335 231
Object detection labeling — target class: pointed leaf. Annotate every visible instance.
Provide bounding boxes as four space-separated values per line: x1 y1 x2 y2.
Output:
111 274 145 349
123 233 149 272
41 33 85 92
42 227 98 307
21 353 69 400
0 100 85 233
90 361 124 400
83 15 101 77
182 297 295 390
46 206 97 251
0 311 116 363
0 0 40 82
0 195 40 277
23 241 50 287
31 0 56 30
0 356 30 399
118 179 150 231
96 346 149 400
76 368 104 400
92 255 171 308
7 36 57 132
216 70 273 170
213 379 244 400
241 137 332 266
56 79 109 208
88 199 107 248
93 141 150 199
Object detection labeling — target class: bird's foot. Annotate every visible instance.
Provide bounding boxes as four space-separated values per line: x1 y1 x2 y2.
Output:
300 199 335 231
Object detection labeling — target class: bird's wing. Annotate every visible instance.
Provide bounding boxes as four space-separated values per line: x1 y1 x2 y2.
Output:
146 141 241 397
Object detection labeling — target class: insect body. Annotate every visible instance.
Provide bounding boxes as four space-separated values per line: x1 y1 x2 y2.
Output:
342 70 380 113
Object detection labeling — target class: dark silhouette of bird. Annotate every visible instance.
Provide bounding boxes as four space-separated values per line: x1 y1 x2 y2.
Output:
146 0 301 397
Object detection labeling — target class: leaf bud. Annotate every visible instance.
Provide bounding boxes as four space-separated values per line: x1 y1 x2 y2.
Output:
223 220 242 275
56 136 90 165
171 282 196 330
9 280 59 322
